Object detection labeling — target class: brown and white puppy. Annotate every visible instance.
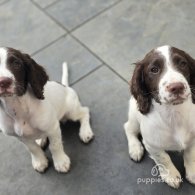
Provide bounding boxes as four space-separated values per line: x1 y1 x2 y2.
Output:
0 47 94 173
124 45 195 188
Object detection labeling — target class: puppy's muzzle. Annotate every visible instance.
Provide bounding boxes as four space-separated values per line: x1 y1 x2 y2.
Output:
166 82 185 96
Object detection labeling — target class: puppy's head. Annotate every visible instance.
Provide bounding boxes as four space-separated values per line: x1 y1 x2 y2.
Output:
0 47 48 99
131 45 195 114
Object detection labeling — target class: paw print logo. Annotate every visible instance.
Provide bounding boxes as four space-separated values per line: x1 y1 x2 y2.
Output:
151 164 169 177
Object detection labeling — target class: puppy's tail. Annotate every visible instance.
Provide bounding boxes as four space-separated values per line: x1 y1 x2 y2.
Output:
62 62 69 86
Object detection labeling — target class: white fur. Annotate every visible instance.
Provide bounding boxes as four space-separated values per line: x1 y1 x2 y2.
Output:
62 62 69 86
0 48 14 78
0 48 15 94
0 48 94 172
124 45 195 188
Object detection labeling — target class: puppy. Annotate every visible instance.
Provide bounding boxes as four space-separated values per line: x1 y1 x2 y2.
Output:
124 45 195 188
0 47 94 173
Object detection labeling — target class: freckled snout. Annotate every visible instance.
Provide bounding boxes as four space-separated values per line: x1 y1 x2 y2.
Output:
0 77 13 89
166 82 185 95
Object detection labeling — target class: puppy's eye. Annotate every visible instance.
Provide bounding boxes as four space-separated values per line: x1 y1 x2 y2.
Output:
150 66 159 74
13 60 21 69
179 60 187 67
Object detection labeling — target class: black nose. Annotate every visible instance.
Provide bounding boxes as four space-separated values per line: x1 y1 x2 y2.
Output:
0 77 13 88
167 82 185 95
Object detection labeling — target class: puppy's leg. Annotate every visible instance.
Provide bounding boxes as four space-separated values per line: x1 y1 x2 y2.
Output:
63 88 94 143
21 139 48 172
146 144 182 189
184 142 195 184
47 123 70 173
124 100 144 161
69 106 94 143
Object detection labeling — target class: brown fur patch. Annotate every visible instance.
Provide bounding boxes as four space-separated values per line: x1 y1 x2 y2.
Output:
131 50 165 114
6 48 49 99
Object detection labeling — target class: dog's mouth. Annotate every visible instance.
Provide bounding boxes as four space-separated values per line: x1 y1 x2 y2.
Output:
162 93 190 105
0 92 14 97
0 88 14 97
171 97 185 105
169 94 190 105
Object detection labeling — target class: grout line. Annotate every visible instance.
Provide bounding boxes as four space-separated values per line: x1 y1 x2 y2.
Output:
69 0 123 33
43 0 61 9
70 34 107 63
70 34 128 84
104 64 128 84
31 0 70 32
32 0 123 34
71 64 104 86
30 0 70 55
31 34 67 56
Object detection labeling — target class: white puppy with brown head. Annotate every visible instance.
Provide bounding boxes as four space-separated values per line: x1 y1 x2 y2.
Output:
124 45 195 188
0 47 94 173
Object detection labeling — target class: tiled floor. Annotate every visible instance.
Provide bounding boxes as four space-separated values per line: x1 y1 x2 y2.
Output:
0 0 195 194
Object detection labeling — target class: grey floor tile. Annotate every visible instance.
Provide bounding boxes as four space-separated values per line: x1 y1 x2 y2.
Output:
33 0 59 9
46 0 120 30
144 0 195 56
73 0 195 81
0 0 65 54
73 0 158 81
33 35 102 84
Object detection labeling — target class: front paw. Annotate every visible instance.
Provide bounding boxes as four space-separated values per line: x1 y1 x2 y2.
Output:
32 157 48 173
53 154 71 173
79 127 94 143
129 142 144 162
185 164 195 184
159 166 182 189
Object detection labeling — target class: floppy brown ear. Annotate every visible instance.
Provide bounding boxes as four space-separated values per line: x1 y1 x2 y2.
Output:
130 63 151 114
185 53 195 103
23 54 49 99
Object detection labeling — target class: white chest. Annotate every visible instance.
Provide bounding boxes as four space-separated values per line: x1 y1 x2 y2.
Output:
141 101 195 151
0 97 41 138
